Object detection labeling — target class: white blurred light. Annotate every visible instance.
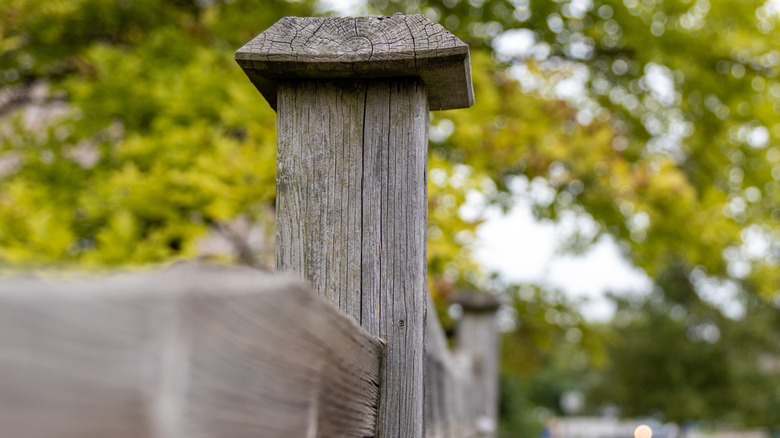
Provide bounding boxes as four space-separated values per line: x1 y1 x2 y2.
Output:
493 29 536 59
473 194 652 321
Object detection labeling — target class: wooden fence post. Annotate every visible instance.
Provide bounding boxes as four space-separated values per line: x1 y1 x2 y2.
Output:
235 15 473 437
452 292 504 438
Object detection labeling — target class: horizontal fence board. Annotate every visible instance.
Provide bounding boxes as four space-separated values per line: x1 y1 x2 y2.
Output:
0 263 384 438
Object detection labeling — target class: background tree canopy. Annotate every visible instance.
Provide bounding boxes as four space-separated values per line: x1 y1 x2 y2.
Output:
1 0 779 435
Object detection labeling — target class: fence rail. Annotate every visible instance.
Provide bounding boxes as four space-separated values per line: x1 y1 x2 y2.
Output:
0 263 499 438
0 264 384 438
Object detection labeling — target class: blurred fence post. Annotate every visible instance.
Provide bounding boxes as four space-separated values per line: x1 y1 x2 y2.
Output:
452 292 504 437
235 15 473 437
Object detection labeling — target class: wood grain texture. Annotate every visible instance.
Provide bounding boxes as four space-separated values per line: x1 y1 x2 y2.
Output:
0 263 384 438
235 15 473 111
275 78 428 437
276 80 366 321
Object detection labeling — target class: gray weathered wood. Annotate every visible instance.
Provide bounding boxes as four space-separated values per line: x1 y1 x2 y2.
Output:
235 15 473 111
452 292 505 438
276 78 428 437
236 15 474 438
0 263 384 438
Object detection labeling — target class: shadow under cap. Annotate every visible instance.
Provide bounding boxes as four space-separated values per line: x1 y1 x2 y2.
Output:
235 15 474 111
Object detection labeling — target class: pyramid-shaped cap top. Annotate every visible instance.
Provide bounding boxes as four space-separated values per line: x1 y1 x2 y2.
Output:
235 15 473 111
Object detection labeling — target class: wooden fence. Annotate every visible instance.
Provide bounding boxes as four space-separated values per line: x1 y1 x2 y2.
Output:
0 15 502 438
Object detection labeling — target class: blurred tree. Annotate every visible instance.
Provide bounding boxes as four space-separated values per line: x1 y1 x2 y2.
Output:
364 0 779 301
496 282 605 437
591 263 780 426
0 0 313 267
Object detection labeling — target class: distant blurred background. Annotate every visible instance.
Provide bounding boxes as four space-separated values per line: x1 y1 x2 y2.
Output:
1 0 779 436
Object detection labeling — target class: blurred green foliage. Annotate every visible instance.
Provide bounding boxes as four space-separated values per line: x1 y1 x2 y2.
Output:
0 0 310 266
1 0 779 434
591 263 780 426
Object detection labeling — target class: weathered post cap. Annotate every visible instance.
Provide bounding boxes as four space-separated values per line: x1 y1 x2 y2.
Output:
235 15 474 111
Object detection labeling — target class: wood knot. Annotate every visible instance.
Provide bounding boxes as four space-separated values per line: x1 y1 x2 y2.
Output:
398 319 405 329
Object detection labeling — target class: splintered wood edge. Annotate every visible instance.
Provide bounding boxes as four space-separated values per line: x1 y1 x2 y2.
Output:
235 15 474 111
